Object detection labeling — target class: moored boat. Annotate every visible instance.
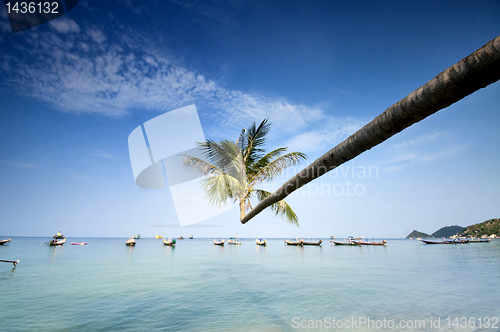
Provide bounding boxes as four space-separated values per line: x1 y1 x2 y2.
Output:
332 240 360 246
330 235 337 240
49 238 66 246
358 240 387 246
189 235 193 239
71 242 87 245
228 237 241 245
213 239 225 246
178 236 185 240
468 238 491 243
302 239 322 246
53 231 64 239
0 259 19 266
284 239 303 246
0 238 11 245
163 238 176 246
126 237 136 246
422 239 468 244
133 234 141 239
155 235 163 239
255 238 267 246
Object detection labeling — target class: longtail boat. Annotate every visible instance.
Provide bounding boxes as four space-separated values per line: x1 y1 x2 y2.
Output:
71 242 87 245
189 235 193 239
178 236 184 240
0 259 19 266
228 237 241 245
468 238 491 243
155 235 162 239
332 240 360 246
49 238 66 246
133 234 141 239
358 240 387 246
163 238 176 246
422 239 468 244
0 239 11 245
53 232 64 239
284 239 303 246
302 239 322 246
213 239 225 246
255 239 267 246
126 238 136 246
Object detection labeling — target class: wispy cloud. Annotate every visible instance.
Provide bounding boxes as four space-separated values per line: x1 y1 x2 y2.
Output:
0 18 329 138
90 149 117 159
0 160 39 169
284 117 365 153
389 132 448 150
379 143 470 172
49 18 81 34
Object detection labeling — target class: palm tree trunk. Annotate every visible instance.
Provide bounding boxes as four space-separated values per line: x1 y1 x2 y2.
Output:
239 200 246 221
241 35 500 224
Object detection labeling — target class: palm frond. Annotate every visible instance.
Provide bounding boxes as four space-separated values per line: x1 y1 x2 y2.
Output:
182 155 222 176
198 140 235 172
200 174 243 208
250 151 307 185
248 147 287 175
243 119 271 166
255 189 299 226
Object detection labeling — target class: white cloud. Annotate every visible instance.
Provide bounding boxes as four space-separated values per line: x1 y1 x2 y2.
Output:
284 117 365 153
1 161 39 169
90 149 117 159
86 28 106 43
379 143 469 172
0 27 330 138
49 18 81 34
390 132 447 150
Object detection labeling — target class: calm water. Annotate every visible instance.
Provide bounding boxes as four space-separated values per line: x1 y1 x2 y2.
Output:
0 237 499 331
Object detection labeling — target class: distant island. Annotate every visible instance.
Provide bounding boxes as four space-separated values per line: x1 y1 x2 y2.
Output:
406 219 499 239
431 225 465 238
406 230 431 239
457 218 500 238
406 225 464 239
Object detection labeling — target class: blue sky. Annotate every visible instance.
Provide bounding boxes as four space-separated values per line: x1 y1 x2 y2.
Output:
0 0 499 238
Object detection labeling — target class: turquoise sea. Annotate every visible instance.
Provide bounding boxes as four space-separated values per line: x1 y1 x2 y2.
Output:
0 237 499 331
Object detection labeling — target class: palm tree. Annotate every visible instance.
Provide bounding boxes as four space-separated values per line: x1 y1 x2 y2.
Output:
182 119 307 225
241 35 500 224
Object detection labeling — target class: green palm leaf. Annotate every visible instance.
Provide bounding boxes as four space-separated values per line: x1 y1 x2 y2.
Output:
183 118 306 226
255 189 299 226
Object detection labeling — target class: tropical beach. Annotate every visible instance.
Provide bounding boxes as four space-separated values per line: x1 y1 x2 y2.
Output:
1 0 500 331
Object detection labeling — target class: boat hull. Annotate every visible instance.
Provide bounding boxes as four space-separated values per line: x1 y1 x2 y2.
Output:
284 239 303 246
332 241 359 246
163 239 176 246
422 240 468 244
302 240 322 246
0 239 11 245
